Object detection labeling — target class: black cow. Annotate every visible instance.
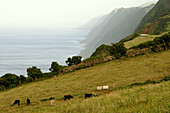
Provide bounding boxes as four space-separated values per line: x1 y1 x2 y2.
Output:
27 98 31 105
12 100 20 106
85 94 98 99
64 95 73 101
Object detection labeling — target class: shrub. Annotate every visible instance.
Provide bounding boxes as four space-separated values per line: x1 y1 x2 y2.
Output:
65 56 82 66
27 66 42 80
0 73 20 89
26 77 33 83
49 62 62 74
49 97 55 100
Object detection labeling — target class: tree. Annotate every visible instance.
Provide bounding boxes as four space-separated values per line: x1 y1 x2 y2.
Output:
27 66 42 80
72 56 82 65
49 62 62 73
20 75 26 84
111 42 127 58
65 56 82 66
65 57 72 66
0 73 20 88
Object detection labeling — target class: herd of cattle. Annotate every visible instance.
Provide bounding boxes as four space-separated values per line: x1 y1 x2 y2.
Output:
12 85 110 106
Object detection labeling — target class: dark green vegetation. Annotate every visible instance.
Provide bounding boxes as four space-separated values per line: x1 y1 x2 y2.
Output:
135 0 170 34
91 42 127 59
65 56 82 66
49 62 62 73
128 76 170 87
0 74 20 90
27 66 42 80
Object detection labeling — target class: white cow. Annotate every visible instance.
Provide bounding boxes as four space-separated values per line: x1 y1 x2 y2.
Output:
103 86 109 90
97 86 103 91
50 99 55 106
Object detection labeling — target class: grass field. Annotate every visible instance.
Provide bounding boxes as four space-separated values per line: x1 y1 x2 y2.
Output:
124 36 155 48
0 49 169 113
124 31 170 49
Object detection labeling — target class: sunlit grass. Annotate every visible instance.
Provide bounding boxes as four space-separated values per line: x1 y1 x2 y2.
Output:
124 31 170 48
124 36 155 48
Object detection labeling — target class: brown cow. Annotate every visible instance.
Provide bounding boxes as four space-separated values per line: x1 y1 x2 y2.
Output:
64 95 73 101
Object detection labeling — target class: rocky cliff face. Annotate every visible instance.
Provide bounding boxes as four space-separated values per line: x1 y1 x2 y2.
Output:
80 4 155 58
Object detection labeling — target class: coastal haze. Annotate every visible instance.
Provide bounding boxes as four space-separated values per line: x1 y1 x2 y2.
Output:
0 0 158 76
0 29 87 76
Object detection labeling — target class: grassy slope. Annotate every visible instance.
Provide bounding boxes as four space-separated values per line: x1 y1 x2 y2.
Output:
56 81 170 113
124 36 155 49
124 31 169 48
0 50 170 113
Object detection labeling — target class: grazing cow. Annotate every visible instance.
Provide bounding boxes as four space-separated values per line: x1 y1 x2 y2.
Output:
97 86 103 91
12 100 20 106
85 94 98 99
103 86 109 90
64 95 73 101
27 98 31 105
50 99 55 106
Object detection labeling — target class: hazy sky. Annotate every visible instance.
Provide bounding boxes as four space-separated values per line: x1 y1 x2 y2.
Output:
0 0 158 29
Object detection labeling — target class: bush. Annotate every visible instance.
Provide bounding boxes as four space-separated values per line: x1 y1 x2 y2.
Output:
49 97 55 100
65 56 82 66
49 62 62 73
0 73 20 89
27 66 42 80
26 77 33 83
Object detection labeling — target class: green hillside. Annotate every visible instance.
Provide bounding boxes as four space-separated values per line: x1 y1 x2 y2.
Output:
124 32 169 48
0 49 169 112
135 0 170 34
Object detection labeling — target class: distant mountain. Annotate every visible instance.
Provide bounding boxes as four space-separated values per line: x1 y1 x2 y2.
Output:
135 0 170 34
79 3 155 58
139 1 157 7
79 15 107 30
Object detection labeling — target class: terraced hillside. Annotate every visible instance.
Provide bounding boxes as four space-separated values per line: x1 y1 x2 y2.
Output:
0 50 169 113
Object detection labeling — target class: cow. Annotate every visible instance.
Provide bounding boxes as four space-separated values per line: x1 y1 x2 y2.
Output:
85 94 98 99
103 86 109 90
12 100 20 106
50 99 55 106
27 98 31 105
97 86 103 91
64 95 73 101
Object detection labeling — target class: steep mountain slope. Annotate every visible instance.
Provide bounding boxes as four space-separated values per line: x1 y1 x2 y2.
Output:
135 0 170 34
80 4 155 58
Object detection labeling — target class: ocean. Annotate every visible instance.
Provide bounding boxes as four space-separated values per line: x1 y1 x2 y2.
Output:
0 28 87 76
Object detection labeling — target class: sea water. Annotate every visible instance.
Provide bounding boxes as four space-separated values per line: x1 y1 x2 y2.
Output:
0 28 87 76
